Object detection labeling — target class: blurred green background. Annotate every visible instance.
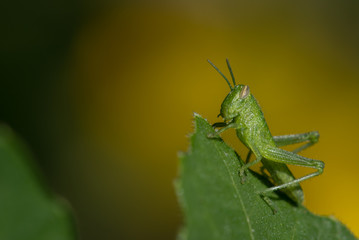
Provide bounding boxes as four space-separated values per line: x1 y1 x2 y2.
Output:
1 0 359 239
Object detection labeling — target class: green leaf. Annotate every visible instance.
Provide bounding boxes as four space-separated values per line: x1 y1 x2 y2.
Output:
176 114 357 240
0 125 76 240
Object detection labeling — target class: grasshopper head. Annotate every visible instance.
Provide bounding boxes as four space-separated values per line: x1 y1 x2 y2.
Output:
207 59 251 122
220 84 251 121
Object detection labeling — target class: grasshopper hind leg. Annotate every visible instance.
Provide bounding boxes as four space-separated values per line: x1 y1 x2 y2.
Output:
260 147 324 197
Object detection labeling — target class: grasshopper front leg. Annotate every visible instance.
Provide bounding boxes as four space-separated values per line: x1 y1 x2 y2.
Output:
207 122 238 138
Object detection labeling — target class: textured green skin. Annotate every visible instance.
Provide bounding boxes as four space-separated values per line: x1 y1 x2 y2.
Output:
221 85 304 203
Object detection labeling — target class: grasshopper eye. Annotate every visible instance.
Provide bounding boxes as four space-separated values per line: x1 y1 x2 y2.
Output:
240 85 250 99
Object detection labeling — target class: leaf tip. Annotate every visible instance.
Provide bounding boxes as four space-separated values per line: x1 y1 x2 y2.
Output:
193 112 201 118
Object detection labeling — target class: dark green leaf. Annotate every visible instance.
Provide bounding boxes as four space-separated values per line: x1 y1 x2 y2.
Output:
176 114 357 240
0 125 76 240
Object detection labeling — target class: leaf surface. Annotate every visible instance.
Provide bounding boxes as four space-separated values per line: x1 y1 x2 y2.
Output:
0 125 76 240
176 114 357 240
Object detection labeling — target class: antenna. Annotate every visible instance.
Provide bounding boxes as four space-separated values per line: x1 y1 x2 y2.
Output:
207 59 233 90
226 59 236 87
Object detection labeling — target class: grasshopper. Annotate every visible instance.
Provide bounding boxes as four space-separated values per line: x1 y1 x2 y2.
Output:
208 59 324 212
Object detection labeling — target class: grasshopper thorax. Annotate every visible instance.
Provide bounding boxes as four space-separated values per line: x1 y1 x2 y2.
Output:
220 84 251 121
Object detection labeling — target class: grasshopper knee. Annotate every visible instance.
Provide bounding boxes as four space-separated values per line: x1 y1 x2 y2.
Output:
315 160 325 173
309 131 320 143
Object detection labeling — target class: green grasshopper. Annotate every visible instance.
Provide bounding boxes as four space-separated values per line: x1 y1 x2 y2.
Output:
207 59 324 212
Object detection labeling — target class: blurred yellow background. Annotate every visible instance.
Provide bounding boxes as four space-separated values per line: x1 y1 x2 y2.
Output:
2 0 359 239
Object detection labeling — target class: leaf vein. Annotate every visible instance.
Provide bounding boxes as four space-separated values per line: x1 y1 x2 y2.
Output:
215 143 255 240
